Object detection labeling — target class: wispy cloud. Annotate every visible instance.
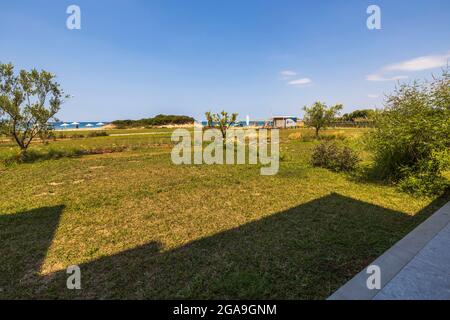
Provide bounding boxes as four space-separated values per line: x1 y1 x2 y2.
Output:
366 74 408 82
288 78 312 86
384 52 450 72
280 70 312 87
366 51 450 82
280 70 297 79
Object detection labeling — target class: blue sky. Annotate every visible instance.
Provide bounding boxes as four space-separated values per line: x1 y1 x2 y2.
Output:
1 0 449 121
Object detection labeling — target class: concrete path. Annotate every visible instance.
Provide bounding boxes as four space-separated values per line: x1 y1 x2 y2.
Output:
329 201 450 300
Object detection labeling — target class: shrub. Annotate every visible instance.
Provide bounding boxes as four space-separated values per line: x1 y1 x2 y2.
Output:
369 70 450 195
87 131 109 137
398 172 449 197
319 133 346 141
311 142 360 172
288 132 302 140
71 133 85 139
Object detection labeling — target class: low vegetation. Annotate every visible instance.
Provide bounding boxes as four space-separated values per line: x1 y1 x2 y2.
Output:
0 67 448 299
112 114 195 129
311 141 360 172
1 126 448 299
369 71 450 196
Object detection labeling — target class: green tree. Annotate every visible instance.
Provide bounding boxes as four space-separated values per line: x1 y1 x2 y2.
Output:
342 109 376 121
204 110 238 139
302 102 343 137
0 63 68 156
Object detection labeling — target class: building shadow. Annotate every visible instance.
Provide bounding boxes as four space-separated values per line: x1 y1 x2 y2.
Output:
0 205 65 299
2 193 448 299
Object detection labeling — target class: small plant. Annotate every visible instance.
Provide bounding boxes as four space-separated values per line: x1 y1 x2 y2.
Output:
311 142 360 172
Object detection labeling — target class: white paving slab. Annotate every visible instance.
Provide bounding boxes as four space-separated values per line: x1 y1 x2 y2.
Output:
329 201 450 300
374 222 450 300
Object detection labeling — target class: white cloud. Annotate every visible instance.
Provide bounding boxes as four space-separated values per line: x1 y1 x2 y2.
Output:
366 51 450 82
280 70 297 78
384 52 450 72
288 78 312 86
368 94 380 98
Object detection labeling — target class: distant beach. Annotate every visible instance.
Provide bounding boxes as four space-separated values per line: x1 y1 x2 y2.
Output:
53 122 111 131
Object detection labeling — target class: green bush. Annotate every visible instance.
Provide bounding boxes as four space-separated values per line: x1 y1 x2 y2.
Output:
398 172 449 197
311 142 360 172
369 71 450 195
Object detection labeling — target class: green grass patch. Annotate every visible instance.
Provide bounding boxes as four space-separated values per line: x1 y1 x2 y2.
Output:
0 127 448 299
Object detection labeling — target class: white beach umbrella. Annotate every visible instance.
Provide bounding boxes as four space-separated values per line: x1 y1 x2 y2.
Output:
71 122 80 125
96 122 105 126
60 123 69 127
86 123 93 127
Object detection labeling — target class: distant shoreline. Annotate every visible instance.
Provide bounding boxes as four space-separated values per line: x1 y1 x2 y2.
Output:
54 124 115 131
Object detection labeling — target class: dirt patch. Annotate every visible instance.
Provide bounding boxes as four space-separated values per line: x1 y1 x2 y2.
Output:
89 166 105 170
48 182 64 186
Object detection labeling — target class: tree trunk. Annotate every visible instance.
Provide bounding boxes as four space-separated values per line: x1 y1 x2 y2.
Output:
19 147 28 161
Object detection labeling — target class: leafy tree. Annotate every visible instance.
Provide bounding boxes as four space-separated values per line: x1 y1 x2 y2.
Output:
204 110 238 139
370 70 450 195
0 63 68 156
302 102 343 137
342 109 376 121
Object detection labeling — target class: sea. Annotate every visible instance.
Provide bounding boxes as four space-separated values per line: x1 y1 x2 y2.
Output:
53 121 270 129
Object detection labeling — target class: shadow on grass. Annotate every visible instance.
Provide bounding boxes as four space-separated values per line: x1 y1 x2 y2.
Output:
1 193 449 299
346 163 393 187
0 205 65 299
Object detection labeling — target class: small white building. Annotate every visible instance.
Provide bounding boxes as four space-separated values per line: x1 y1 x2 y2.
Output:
271 116 298 129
